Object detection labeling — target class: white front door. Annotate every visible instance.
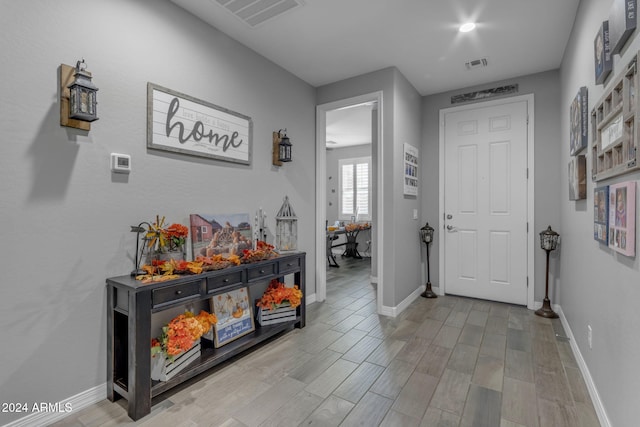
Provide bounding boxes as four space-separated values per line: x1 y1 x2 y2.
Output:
442 99 529 305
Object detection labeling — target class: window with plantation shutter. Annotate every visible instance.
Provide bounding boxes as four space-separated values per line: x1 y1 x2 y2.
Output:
338 156 371 220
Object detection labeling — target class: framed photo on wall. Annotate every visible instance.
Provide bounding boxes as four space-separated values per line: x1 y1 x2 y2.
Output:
570 87 588 155
594 185 609 244
608 181 636 256
568 155 586 200
403 143 419 196
594 21 613 85
609 0 637 55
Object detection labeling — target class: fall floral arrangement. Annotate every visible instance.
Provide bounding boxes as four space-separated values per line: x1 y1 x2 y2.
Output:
195 253 242 271
256 279 303 310
345 222 370 232
151 310 217 360
146 215 189 253
242 240 278 263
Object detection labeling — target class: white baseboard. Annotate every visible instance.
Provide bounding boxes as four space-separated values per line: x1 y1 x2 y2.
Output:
370 275 378 284
3 383 106 427
305 293 317 305
555 305 611 427
379 286 423 317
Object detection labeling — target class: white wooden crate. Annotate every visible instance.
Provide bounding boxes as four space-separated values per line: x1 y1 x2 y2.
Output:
257 302 297 326
151 342 201 382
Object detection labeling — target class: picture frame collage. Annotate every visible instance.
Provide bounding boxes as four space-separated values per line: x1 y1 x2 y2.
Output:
585 0 638 257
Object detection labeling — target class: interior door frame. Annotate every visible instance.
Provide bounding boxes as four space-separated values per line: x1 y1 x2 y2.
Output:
438 94 535 309
316 92 384 310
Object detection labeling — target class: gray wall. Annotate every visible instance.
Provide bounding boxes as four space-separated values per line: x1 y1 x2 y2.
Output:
0 1 316 424
420 70 562 302
560 0 640 425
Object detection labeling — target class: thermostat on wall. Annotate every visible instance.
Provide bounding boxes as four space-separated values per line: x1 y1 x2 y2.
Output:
111 153 131 174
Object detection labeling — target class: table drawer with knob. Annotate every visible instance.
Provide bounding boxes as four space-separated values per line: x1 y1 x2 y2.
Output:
278 257 301 274
247 262 276 282
206 271 243 293
152 280 202 308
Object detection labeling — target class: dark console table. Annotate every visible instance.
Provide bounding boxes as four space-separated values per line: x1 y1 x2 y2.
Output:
106 252 305 420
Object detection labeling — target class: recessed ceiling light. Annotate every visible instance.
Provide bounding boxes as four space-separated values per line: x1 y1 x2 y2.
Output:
459 22 476 33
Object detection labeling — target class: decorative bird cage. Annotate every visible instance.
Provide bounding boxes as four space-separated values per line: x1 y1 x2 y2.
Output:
275 196 298 252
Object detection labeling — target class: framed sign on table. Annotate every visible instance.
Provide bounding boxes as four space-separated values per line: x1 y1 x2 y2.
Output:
210 287 254 348
147 83 252 165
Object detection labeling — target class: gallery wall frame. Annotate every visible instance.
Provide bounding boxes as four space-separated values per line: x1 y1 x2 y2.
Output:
570 86 589 156
147 83 253 165
594 185 609 244
608 181 636 256
609 0 637 55
568 155 586 200
591 53 640 181
595 21 613 85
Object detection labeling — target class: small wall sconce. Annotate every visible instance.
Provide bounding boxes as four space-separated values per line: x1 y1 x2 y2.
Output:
60 59 99 130
272 129 292 166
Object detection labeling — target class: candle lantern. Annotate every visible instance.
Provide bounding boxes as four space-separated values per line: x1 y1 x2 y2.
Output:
68 59 99 122
535 226 560 318
275 196 298 252
419 222 437 298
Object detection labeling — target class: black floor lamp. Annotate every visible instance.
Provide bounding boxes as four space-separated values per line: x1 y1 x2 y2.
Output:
420 222 437 298
535 226 560 318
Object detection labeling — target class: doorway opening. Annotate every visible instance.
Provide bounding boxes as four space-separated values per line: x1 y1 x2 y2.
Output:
316 92 384 312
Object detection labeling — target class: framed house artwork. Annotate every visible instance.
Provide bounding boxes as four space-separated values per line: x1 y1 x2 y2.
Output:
210 287 255 348
595 21 613 85
570 87 589 155
609 0 637 55
190 213 252 258
608 181 636 256
594 185 609 244
568 155 587 200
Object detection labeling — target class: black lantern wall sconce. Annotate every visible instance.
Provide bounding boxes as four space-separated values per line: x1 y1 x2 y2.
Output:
272 129 292 166
60 59 99 131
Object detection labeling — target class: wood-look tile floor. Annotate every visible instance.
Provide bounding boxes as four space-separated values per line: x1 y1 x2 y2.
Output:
54 257 600 427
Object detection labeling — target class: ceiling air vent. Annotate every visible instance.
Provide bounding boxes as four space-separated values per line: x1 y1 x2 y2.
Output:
465 57 489 70
215 0 303 27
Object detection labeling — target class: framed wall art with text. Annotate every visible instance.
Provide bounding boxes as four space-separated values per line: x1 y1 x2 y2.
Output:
147 83 252 165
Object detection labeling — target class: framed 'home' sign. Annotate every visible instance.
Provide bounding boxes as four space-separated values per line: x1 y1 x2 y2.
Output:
147 83 253 165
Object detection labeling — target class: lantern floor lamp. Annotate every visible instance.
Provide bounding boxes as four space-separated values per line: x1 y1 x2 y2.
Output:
420 222 437 298
535 226 560 318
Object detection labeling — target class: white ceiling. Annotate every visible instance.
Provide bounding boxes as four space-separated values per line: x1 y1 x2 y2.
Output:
170 0 581 147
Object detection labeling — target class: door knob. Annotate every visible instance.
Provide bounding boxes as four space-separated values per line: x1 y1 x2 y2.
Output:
446 225 455 230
